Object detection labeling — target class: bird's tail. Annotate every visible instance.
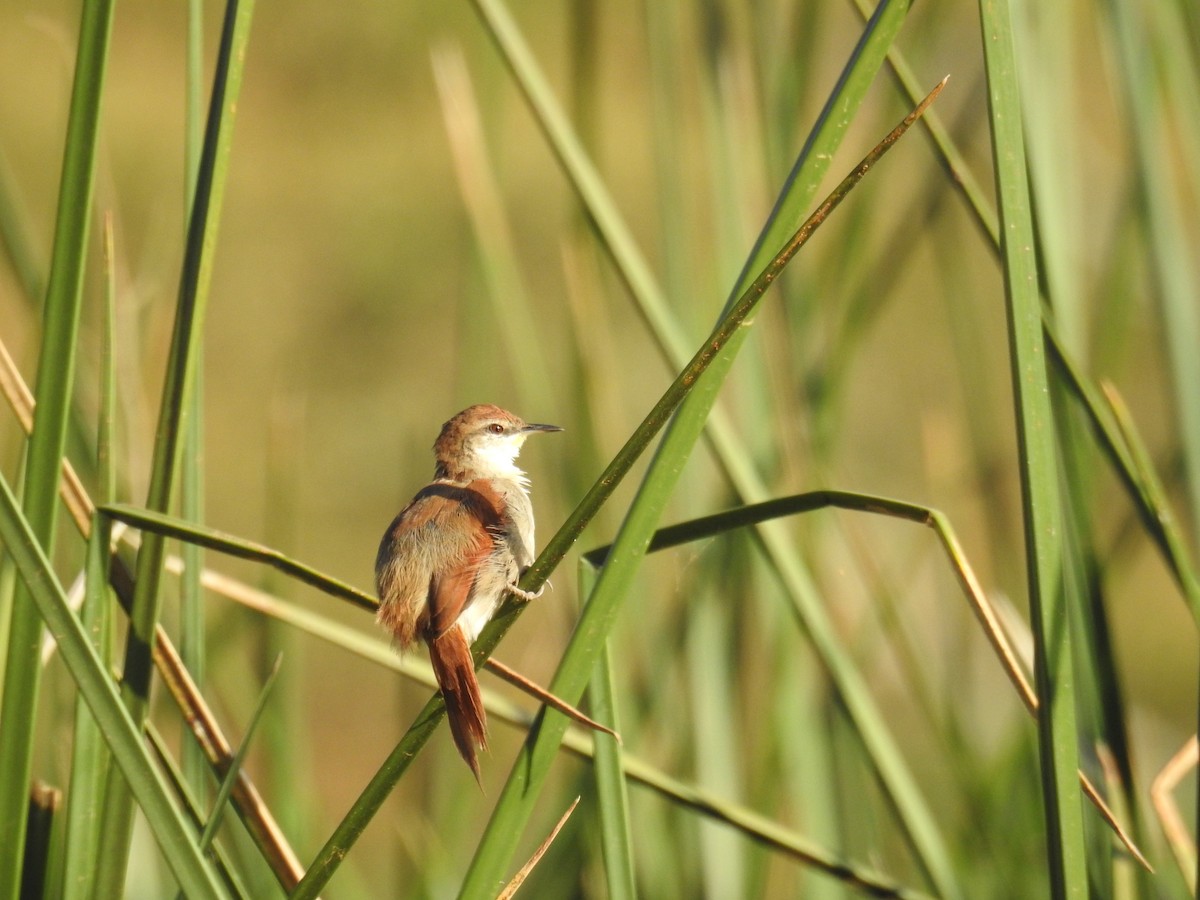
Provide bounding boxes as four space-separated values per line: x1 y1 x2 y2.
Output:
428 627 488 783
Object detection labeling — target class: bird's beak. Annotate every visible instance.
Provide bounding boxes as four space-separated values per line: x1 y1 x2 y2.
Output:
523 423 563 434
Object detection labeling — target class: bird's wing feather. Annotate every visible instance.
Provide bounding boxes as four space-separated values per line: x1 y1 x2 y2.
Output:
419 480 505 638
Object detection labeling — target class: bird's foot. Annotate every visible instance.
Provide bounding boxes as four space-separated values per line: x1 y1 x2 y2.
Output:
507 581 547 601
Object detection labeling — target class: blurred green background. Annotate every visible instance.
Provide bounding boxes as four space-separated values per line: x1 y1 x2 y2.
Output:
1 0 1198 896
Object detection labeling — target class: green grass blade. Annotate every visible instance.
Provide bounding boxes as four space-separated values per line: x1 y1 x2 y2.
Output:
199 654 282 851
849 0 1000 247
0 0 116 892
0 471 227 898
100 504 376 611
61 514 116 900
579 561 636 900
979 0 1086 894
95 0 256 891
1104 0 1200 554
181 0 209 803
458 12 953 890
430 43 555 405
290 86 939 896
869 0 1200 633
114 0 255 715
459 84 953 900
1097 382 1200 626
686 578 745 897
60 214 119 900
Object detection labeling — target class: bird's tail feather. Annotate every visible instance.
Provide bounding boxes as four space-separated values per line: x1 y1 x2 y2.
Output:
428 628 488 783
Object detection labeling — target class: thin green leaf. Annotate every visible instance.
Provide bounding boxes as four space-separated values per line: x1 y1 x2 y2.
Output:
1103 0 1200 554
101 503 375 611
181 0 208 798
579 561 636 900
61 213 119 900
979 0 1086 893
291 79 943 897
462 49 959 900
0 0 116 890
199 654 283 851
96 0 256 891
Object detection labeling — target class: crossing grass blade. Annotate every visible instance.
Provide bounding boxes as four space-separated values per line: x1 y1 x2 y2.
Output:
458 82 955 900
458 1 963 892
1103 0 1200 551
60 214 118 900
199 655 282 851
579 561 636 900
181 0 209 802
0 471 227 898
289 77 943 896
978 0 1086 893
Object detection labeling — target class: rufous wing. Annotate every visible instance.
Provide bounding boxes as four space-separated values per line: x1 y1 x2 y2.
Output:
419 482 506 779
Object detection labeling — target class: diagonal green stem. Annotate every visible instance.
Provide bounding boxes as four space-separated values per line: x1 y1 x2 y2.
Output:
459 82 952 898
289 79 944 899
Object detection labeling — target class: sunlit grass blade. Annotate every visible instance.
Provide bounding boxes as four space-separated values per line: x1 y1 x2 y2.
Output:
979 0 1086 893
1097 383 1200 621
291 82 941 896
108 0 256 716
101 503 376 611
258 398 311 852
0 471 226 897
459 81 952 899
146 725 247 898
61 497 116 899
60 213 119 900
0 0 116 890
199 654 282 851
686 579 745 897
91 6 254 880
459 7 958 892
181 0 209 802
578 561 635 900
151 621 304 892
1103 0 1200 553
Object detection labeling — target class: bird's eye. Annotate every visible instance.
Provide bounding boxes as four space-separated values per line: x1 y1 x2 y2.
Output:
488 423 504 434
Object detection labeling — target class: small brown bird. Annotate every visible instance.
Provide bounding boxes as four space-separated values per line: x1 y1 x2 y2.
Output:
375 404 562 779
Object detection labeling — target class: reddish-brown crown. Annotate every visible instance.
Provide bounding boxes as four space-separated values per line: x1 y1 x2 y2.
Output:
432 405 561 482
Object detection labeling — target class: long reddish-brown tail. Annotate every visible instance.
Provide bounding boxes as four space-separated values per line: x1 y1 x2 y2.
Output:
427 627 488 782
